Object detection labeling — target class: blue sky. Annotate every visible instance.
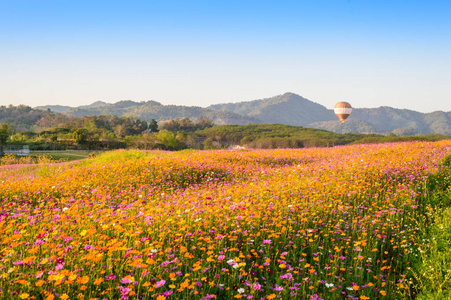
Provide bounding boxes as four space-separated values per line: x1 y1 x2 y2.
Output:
1 0 450 112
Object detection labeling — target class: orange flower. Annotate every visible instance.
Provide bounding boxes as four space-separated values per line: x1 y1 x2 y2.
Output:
352 285 360 291
380 291 387 296
267 294 277 300
36 280 45 287
156 296 166 300
77 276 89 284
94 278 103 285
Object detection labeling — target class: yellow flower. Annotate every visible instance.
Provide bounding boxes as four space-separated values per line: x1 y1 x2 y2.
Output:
69 274 77 281
19 293 29 299
60 294 69 300
279 264 286 269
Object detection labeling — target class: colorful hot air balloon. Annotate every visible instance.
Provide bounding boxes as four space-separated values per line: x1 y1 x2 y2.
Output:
334 102 352 123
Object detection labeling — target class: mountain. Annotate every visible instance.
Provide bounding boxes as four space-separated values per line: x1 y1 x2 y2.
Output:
316 107 451 135
208 92 336 126
0 105 54 132
309 119 382 134
25 92 451 136
62 100 261 125
36 101 110 113
35 105 73 113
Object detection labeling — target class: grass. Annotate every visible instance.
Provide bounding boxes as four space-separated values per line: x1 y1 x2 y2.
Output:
0 151 93 166
409 155 451 299
28 151 92 162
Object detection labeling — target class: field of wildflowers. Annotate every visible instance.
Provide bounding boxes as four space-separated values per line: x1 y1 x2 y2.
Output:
1 142 451 300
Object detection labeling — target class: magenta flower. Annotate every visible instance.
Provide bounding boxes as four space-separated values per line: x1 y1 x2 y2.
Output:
105 274 116 281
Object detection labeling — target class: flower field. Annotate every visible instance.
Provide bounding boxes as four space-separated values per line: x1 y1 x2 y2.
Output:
1 142 451 300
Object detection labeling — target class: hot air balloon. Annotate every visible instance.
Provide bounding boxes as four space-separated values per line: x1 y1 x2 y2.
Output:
334 102 352 123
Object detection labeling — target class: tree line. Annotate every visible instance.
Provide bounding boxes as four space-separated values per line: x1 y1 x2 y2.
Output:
0 115 217 154
2 113 450 156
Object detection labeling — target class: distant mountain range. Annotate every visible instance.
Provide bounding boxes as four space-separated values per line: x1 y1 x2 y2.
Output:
34 92 451 135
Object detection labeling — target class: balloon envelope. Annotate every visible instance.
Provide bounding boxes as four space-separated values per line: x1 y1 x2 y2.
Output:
334 102 352 123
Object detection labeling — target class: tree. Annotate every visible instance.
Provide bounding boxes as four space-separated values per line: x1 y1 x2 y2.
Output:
156 129 179 150
72 128 88 144
0 124 9 156
148 119 159 132
197 116 214 130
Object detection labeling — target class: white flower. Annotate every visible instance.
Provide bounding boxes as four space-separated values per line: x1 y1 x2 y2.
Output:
237 288 245 294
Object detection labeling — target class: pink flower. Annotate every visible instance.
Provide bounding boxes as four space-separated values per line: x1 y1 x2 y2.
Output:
218 255 225 261
120 277 133 284
155 279 166 288
252 282 261 291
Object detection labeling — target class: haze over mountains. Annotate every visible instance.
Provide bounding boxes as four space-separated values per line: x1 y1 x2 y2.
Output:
35 92 451 135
